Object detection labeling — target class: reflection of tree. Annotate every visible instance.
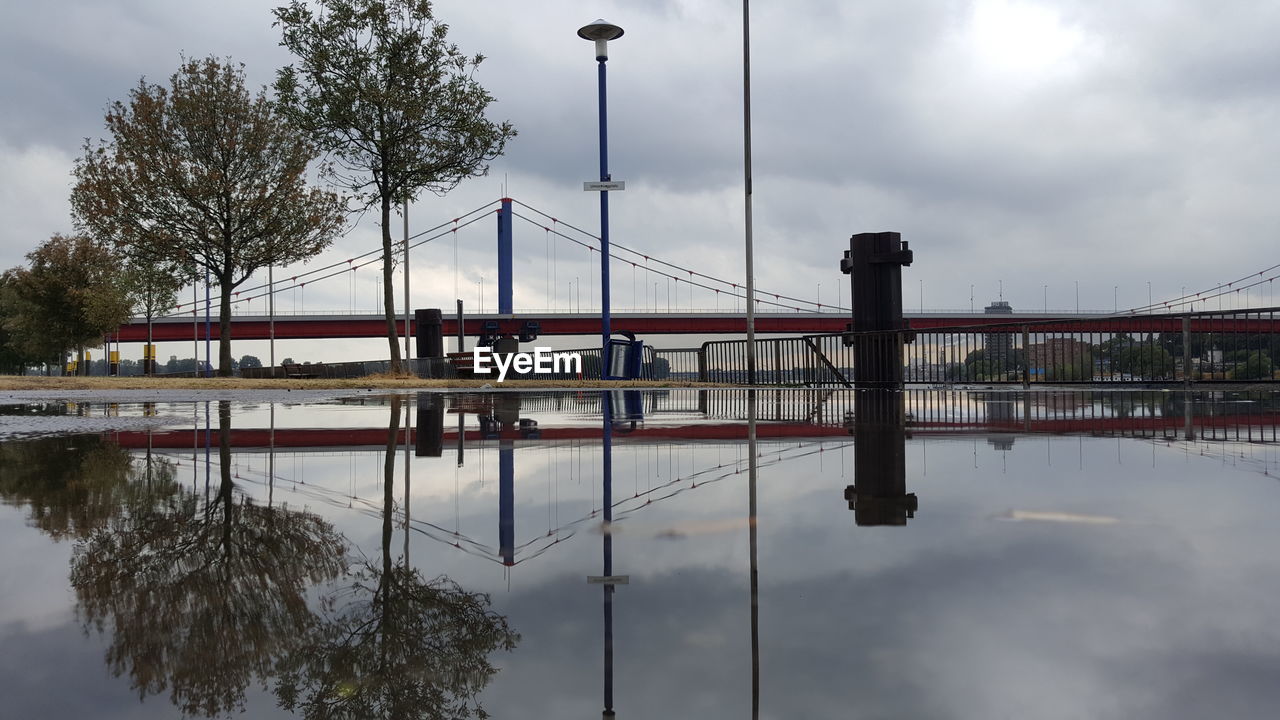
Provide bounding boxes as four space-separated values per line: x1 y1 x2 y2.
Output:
71 401 348 717
276 396 519 720
0 433 137 539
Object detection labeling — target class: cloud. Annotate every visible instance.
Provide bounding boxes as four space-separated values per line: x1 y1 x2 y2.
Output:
0 142 76 271
4 0 1280 362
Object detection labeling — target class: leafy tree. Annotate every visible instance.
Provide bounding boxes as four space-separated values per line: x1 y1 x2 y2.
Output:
1 235 135 373
71 56 347 376
648 356 672 379
124 252 189 375
1230 350 1273 380
72 401 348 716
1116 343 1175 379
0 270 41 373
275 0 516 371
1045 361 1090 382
275 397 518 718
239 354 264 369
0 432 136 539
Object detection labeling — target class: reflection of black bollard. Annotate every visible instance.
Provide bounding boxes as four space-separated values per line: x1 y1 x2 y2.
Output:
415 308 444 358
414 393 444 457
844 389 917 526
841 232 913 387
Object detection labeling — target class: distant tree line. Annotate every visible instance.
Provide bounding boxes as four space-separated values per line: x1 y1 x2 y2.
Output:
941 331 1277 382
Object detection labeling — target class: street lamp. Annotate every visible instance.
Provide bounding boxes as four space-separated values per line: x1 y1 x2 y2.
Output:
579 19 624 371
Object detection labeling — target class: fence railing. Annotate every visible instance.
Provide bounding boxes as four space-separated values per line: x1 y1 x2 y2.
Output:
683 308 1280 386
224 308 1280 385
904 307 1280 385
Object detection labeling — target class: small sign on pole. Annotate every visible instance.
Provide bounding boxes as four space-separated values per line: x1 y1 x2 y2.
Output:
584 181 626 191
587 575 630 585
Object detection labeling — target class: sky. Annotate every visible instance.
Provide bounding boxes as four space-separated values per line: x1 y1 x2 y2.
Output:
2 0 1280 361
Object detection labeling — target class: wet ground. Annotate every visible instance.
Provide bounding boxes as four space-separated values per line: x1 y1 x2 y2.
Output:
1 388 1278 719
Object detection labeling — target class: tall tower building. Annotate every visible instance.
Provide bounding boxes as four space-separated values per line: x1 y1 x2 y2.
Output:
984 300 1014 375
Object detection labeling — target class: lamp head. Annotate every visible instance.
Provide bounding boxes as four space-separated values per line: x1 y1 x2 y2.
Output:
578 19 624 60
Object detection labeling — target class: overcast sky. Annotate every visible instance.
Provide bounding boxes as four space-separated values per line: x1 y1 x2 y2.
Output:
3 0 1279 360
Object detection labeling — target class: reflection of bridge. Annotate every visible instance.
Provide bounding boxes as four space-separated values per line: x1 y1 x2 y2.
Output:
129 389 1280 575
109 388 1280 450
108 413 1280 450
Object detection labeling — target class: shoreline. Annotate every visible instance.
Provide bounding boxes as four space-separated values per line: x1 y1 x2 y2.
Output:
0 375 726 391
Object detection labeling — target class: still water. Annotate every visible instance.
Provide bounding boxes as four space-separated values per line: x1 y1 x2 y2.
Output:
1 389 1278 719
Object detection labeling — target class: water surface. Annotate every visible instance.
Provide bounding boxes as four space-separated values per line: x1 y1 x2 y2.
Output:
1 389 1278 719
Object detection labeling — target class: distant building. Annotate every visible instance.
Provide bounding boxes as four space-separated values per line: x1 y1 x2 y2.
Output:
1027 338 1092 377
984 300 1014 373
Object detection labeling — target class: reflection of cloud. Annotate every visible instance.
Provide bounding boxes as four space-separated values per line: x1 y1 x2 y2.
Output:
479 510 1280 720
0 619 294 719
994 509 1120 525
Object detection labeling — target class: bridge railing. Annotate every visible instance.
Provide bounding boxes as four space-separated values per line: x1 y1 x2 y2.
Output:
699 334 854 385
905 307 1280 385
687 308 1280 386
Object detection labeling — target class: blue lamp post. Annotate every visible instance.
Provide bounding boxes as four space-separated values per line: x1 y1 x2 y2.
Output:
578 19 624 375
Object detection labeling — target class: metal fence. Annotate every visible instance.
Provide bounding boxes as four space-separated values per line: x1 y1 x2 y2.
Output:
904 308 1280 385
222 308 1279 385
683 308 1280 386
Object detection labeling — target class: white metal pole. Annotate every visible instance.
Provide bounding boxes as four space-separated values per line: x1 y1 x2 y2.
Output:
404 200 411 366
268 265 275 373
743 0 757 384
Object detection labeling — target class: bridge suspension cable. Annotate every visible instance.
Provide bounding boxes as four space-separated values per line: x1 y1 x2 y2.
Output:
1123 263 1280 315
512 199 848 312
161 193 1278 321
165 199 501 318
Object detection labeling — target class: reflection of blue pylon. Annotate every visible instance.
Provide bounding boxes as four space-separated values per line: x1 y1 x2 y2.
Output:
499 438 514 566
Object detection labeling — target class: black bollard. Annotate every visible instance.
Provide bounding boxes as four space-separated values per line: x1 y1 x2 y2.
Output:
415 308 444 358
841 231 913 387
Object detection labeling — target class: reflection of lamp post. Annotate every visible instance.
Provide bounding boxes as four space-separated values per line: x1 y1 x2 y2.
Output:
579 19 624 368
590 391 624 717
747 390 760 719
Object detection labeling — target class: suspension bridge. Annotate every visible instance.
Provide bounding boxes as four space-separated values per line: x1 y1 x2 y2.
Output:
112 196 1280 343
